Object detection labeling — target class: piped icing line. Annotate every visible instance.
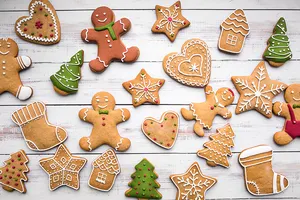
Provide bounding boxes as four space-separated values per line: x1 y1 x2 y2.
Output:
16 85 22 98
87 137 92 151
121 48 128 63
278 102 283 116
222 21 250 31
190 103 211 129
228 16 248 23
97 56 108 67
120 108 125 121
221 26 249 36
85 28 89 42
115 138 123 151
17 57 25 69
83 108 89 121
119 19 127 31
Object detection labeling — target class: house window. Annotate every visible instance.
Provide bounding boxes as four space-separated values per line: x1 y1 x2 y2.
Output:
96 172 107 184
226 34 238 46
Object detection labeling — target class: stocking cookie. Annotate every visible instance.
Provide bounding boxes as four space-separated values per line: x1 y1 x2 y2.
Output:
181 85 234 137
81 6 140 73
15 0 61 45
0 38 33 100
273 84 300 145
239 145 289 196
11 102 68 151
79 92 131 151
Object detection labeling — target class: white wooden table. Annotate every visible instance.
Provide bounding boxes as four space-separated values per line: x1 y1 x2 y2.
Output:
0 0 300 199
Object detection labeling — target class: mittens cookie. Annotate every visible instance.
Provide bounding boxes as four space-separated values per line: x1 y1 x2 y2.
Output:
263 17 292 67
88 149 120 191
78 92 131 151
163 39 211 87
15 0 61 45
123 69 165 107
39 144 87 191
50 50 84 95
232 61 287 118
81 6 140 73
273 84 300 145
181 85 234 137
218 9 250 53
0 150 29 193
142 111 179 149
11 102 68 151
151 1 190 42
0 38 33 100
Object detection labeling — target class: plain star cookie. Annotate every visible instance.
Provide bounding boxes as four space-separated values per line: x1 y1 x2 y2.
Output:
15 0 61 45
151 1 190 42
163 39 211 87
231 61 287 118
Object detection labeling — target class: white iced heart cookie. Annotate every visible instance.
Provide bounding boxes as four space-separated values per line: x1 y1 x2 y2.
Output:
163 38 211 87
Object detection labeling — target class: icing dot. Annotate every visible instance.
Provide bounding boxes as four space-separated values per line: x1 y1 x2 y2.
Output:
109 44 112 48
105 35 108 38
1 61 4 64
107 40 110 43
2 72 5 75
2 66 5 69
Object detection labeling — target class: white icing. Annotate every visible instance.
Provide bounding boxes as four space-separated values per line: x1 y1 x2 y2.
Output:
239 145 272 159
280 175 285 192
115 138 123 151
17 56 32 69
16 86 33 100
97 56 108 68
119 19 127 31
273 173 278 193
83 108 89 121
121 48 128 62
293 97 300 101
0 51 9 55
120 108 125 121
178 54 203 77
190 103 211 129
98 18 107 23
278 102 283 116
98 105 107 109
85 28 89 42
87 137 92 151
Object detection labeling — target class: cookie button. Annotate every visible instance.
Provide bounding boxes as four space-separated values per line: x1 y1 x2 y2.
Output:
105 35 108 38
2 66 5 69
107 40 110 43
2 60 5 64
109 44 112 48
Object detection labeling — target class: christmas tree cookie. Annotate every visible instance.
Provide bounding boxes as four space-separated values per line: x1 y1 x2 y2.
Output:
50 50 84 95
263 17 292 67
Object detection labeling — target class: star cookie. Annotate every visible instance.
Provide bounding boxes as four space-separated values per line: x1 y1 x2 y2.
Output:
170 162 217 200
122 69 165 107
39 144 87 191
151 1 190 42
232 61 287 118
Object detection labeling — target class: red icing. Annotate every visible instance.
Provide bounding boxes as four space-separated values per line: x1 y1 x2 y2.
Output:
168 17 173 22
11 159 14 162
49 23 53 27
39 34 43 37
148 168 150 171
17 174 20 177
15 183 18 186
0 176 2 179
102 123 106 126
172 130 175 133
284 104 300 139
9 176 12 179
12 166 15 169
6 168 9 172
167 143 170 146
35 21 43 29
39 7 42 11
156 26 159 30
144 123 147 126
6 181 10 184
210 106 214 110
102 117 105 120
161 125 163 127
17 154 21 157
155 100 158 103
24 28 27 32
228 88 234 96
153 138 157 141
144 88 148 92
50 34 54 37
20 162 23 165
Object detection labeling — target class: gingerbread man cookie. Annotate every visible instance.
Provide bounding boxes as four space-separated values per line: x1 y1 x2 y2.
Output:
81 6 140 73
181 85 234 137
0 38 33 100
273 84 300 145
79 92 131 151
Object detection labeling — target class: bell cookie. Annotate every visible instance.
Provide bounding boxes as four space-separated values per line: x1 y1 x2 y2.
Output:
81 6 140 73
163 38 211 87
0 38 33 100
11 102 68 151
181 85 234 137
170 162 217 200
142 111 179 149
78 91 131 151
151 1 190 42
231 61 287 118
15 0 61 45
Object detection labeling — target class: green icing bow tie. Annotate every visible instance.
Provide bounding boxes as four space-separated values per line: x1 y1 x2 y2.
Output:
99 110 109 115
94 21 117 40
293 104 300 109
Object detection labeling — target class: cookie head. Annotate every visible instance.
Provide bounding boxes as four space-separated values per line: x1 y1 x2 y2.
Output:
217 88 234 106
92 92 116 111
91 7 114 27
0 38 18 57
285 84 300 104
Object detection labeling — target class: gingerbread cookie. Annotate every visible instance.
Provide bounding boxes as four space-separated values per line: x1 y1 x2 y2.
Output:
151 1 190 42
142 111 179 149
232 61 287 118
197 124 235 168
15 0 61 45
0 38 33 100
79 92 131 151
170 162 217 200
273 84 300 145
181 85 234 137
81 6 140 73
163 39 211 87
263 17 292 67
0 150 29 193
239 145 289 196
123 69 165 107
125 158 162 199
11 102 68 151
50 50 84 95
88 149 120 191
218 9 250 53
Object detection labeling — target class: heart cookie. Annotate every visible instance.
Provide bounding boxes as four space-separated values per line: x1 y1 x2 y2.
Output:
163 38 211 87
15 0 61 45
142 111 179 149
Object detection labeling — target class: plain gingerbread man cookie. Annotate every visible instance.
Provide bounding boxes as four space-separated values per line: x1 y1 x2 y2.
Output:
79 91 131 151
0 38 33 100
81 6 140 73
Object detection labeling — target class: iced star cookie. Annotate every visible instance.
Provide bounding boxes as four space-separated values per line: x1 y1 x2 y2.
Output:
123 69 165 107
151 1 190 42
15 0 61 45
163 39 211 87
231 61 287 118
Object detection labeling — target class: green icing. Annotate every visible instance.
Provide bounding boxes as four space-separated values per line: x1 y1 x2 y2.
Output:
125 158 162 199
94 21 117 40
50 50 84 94
263 17 292 63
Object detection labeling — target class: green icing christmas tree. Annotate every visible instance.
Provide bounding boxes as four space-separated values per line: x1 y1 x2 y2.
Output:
125 158 162 200
263 17 292 65
50 50 84 95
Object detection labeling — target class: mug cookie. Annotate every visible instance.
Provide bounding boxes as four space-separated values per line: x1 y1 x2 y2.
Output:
0 38 33 100
163 39 211 87
81 6 140 73
78 91 131 151
15 0 61 45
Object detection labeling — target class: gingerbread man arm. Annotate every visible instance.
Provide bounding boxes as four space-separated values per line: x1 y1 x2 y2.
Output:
273 102 289 118
79 108 98 124
112 108 131 124
15 56 32 72
81 28 98 43
217 107 232 119
204 85 215 102
114 18 131 36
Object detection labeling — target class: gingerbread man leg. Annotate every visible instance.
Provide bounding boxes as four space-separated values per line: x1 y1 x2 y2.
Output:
181 108 194 120
8 79 33 101
120 46 140 63
109 136 131 152
89 55 111 73
274 131 293 146
194 122 205 137
79 134 102 151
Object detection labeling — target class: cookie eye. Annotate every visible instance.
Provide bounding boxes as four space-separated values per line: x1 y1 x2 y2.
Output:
291 90 295 94
103 12 106 15
7 45 10 48
105 98 108 102
96 99 100 102
228 96 231 100
96 14 99 17
223 90 227 94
